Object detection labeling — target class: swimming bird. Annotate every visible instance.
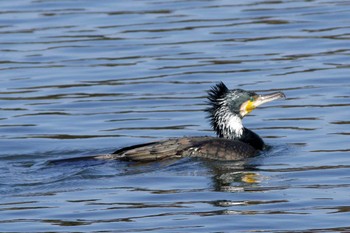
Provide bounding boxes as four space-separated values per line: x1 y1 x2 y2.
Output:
97 82 285 161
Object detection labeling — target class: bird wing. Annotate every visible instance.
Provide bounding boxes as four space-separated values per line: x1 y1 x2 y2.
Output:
111 138 193 161
108 137 257 162
185 137 257 160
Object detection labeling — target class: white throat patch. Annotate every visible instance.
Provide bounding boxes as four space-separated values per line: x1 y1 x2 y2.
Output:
214 108 244 139
227 115 244 138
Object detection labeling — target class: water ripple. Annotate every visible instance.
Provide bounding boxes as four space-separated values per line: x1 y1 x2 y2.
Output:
1 0 350 232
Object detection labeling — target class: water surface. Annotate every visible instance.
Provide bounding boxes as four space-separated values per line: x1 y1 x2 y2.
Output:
1 0 350 232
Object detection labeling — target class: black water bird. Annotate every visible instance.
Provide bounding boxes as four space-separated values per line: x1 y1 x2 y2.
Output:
97 82 285 161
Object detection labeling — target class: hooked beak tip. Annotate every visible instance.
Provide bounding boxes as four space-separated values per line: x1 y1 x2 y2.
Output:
276 91 286 99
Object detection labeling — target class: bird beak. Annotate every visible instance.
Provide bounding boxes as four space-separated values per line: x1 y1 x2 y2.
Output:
254 92 286 108
240 91 286 117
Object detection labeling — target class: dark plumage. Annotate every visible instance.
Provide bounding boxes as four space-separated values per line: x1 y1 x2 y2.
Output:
95 82 285 162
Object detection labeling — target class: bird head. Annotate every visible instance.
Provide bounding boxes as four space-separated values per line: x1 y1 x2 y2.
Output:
207 82 285 119
206 82 285 139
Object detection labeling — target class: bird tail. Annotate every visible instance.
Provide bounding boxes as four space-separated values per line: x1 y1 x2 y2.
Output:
47 154 119 165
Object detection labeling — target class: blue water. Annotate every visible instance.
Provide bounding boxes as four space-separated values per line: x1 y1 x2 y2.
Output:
1 0 350 232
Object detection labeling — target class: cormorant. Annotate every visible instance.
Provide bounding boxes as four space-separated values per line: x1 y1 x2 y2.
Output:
96 82 285 161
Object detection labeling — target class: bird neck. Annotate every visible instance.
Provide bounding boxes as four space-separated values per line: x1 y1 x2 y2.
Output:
208 106 265 150
240 127 265 150
211 105 244 139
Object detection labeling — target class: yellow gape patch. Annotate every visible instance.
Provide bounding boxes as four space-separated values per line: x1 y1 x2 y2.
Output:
245 100 256 113
240 98 257 117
